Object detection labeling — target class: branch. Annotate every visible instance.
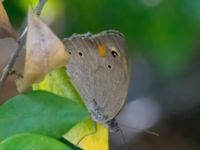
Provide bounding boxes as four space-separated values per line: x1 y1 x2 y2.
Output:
0 0 48 94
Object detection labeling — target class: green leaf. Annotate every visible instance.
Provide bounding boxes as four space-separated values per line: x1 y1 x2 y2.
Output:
0 133 73 150
0 91 89 140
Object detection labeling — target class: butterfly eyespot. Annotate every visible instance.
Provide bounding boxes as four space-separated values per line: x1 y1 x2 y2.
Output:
111 50 118 58
69 51 71 54
108 65 112 69
78 52 83 56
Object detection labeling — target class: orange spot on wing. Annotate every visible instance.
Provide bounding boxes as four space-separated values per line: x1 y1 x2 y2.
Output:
97 44 107 57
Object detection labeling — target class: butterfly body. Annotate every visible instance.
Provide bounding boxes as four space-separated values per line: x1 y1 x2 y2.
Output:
63 30 130 131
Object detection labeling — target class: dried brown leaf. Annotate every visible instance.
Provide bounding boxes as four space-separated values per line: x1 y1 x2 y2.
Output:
0 1 16 39
16 8 68 92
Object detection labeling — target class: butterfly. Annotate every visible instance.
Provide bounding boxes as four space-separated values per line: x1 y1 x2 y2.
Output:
63 30 130 132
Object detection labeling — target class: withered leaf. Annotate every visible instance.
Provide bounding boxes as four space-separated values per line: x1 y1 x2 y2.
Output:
0 1 16 39
16 8 69 92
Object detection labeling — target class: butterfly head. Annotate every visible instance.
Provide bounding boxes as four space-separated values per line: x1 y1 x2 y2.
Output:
106 118 120 132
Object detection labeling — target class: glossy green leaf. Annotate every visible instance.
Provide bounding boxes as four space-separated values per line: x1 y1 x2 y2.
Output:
0 133 73 150
0 91 89 140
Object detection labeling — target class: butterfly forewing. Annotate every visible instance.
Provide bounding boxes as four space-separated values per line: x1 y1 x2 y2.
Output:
64 30 130 124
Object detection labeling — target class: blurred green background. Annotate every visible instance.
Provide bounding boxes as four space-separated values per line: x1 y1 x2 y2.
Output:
2 0 200 149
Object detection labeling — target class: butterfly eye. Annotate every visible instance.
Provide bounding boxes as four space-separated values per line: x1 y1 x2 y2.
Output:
69 51 71 55
111 50 118 58
78 52 83 56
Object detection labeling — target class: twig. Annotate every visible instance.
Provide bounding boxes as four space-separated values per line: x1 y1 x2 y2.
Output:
0 0 48 95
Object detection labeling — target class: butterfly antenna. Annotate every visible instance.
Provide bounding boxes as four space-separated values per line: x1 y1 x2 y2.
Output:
119 123 159 136
76 122 97 146
143 129 159 136
118 126 126 144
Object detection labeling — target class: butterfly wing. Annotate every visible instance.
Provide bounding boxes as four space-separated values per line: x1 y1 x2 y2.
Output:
63 30 130 123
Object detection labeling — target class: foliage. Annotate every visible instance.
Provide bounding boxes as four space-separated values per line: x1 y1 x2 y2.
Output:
0 91 89 149
0 133 75 150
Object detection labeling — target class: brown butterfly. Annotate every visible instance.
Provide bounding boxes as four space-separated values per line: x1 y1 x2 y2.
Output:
63 30 130 132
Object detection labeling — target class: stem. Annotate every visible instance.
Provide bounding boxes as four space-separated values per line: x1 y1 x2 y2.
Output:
0 0 47 95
